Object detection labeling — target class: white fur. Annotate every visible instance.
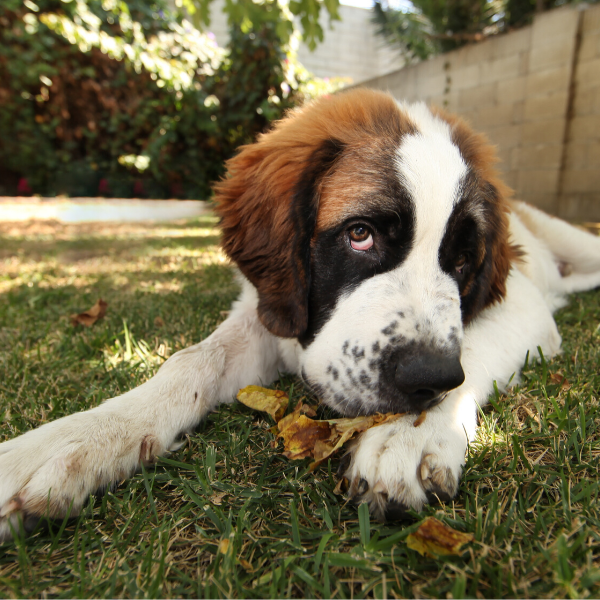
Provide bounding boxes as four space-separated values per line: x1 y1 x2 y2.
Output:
1 107 600 539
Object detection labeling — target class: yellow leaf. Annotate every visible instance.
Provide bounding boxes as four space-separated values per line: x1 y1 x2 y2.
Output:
218 538 230 554
237 385 289 421
406 517 473 557
70 299 108 327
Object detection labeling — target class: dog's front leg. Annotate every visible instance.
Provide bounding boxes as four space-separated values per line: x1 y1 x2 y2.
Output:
0 294 280 541
341 269 563 520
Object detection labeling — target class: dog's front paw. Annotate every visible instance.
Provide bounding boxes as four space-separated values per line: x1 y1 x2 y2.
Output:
340 407 469 521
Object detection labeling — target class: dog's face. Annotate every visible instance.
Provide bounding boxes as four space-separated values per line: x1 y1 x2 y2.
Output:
216 90 517 416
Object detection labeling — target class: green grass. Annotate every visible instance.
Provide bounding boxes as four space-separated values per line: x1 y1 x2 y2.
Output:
0 217 599 598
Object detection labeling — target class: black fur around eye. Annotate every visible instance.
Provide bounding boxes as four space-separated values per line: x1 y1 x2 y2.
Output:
454 253 468 274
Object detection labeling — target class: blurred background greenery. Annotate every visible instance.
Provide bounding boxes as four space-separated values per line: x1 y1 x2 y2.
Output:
0 0 343 199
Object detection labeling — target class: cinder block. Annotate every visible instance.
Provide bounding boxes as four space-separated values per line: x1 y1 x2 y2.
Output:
561 169 600 193
524 91 569 121
529 38 575 72
526 66 571 97
501 170 519 189
587 140 600 165
582 4 600 34
487 124 522 148
569 115 600 140
465 39 494 65
520 191 559 213
497 76 527 105
593 87 600 112
564 141 588 169
517 169 560 195
513 100 526 123
458 82 497 108
449 64 480 90
578 32 599 62
532 6 579 47
512 144 563 170
480 54 522 84
522 119 565 145
472 103 515 128
491 28 532 59
558 194 600 222
495 147 511 169
573 88 595 117
576 58 600 90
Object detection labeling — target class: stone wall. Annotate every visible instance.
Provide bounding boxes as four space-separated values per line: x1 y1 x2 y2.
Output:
359 4 600 221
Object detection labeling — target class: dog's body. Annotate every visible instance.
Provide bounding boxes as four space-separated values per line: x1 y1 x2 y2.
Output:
2 89 600 539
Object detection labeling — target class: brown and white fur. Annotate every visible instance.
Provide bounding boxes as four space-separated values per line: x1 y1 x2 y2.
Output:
1 89 600 539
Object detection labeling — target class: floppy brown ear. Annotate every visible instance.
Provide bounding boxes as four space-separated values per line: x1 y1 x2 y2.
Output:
214 117 344 338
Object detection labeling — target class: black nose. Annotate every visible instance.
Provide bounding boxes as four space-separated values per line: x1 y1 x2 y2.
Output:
393 348 465 408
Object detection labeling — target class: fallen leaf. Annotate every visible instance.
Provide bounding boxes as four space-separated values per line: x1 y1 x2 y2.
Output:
70 299 108 327
276 404 403 470
237 385 406 470
406 517 473 557
237 385 289 421
154 316 165 327
549 372 571 390
279 414 332 460
239 558 253 572
218 538 231 554
210 492 227 506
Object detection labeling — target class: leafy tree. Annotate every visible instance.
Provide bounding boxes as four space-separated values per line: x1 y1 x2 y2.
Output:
372 0 597 63
180 0 341 51
0 0 339 197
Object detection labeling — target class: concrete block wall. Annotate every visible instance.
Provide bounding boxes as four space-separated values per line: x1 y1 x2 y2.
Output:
296 5 403 83
204 1 403 85
559 5 600 220
359 4 600 221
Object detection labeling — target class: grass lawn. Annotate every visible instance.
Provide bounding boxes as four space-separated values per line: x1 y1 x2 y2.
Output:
0 216 599 599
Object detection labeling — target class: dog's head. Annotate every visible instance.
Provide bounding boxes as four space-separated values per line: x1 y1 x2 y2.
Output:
215 89 518 415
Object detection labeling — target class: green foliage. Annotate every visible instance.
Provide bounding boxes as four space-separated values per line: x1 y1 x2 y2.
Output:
180 0 341 51
372 0 599 63
0 0 309 198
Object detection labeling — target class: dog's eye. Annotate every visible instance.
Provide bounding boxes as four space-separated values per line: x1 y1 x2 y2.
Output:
348 225 373 251
454 253 468 274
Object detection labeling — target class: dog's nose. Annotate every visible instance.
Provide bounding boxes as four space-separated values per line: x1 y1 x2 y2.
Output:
393 349 465 408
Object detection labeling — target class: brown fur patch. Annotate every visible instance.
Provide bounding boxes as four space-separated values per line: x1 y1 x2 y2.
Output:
434 108 521 306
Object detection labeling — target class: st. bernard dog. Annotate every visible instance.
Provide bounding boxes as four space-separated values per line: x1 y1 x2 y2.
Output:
2 88 600 540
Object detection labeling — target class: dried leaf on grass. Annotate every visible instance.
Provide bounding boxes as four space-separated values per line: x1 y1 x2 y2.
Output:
237 386 403 470
549 371 571 390
237 385 289 421
406 517 473 557
70 299 108 327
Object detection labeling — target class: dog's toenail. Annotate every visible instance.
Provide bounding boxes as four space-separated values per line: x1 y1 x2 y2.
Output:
357 478 369 495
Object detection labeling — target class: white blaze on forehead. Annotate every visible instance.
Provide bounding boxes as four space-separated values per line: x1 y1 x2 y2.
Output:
396 102 467 245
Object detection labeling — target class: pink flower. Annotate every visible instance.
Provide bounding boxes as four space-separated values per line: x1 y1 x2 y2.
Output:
17 177 32 195
98 178 110 195
170 182 182 198
133 180 145 197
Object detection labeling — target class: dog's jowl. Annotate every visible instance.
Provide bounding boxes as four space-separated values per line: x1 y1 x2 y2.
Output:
2 89 600 538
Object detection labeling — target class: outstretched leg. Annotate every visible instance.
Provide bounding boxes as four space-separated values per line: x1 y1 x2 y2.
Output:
511 200 600 294
0 282 279 541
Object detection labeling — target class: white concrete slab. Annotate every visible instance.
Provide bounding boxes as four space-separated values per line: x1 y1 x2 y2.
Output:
0 198 211 223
